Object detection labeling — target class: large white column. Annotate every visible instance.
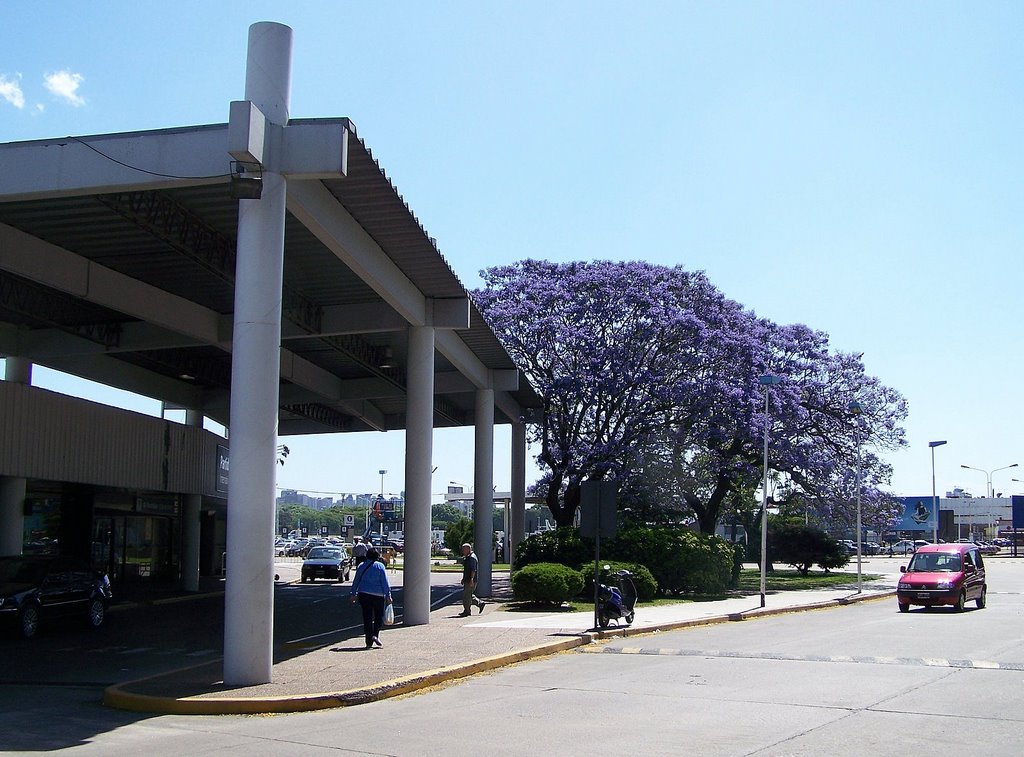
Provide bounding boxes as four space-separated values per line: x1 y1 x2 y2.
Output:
180 409 203 592
403 325 435 625
224 22 292 686
509 420 527 568
1 358 30 555
473 388 495 595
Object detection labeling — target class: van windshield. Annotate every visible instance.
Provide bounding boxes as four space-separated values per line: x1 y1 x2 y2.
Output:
908 553 962 572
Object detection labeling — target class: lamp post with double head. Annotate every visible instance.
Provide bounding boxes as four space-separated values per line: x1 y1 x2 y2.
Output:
929 441 947 544
960 463 1018 499
848 400 863 594
758 374 783 608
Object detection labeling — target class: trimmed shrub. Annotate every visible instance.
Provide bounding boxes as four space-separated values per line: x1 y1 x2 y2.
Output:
513 527 592 572
731 542 745 587
771 523 850 575
611 525 733 595
511 562 585 605
579 560 658 602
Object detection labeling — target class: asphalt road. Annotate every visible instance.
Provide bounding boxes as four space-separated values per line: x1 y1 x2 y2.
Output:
1 559 1021 755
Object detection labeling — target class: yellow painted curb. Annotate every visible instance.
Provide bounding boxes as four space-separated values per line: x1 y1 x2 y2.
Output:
103 636 587 715
590 590 896 640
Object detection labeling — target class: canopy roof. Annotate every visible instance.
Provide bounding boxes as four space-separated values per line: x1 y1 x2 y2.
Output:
0 118 540 434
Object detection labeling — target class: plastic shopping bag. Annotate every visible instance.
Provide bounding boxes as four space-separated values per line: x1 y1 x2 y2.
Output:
383 602 395 626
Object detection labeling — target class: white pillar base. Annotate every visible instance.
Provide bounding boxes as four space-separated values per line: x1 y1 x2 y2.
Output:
474 389 494 596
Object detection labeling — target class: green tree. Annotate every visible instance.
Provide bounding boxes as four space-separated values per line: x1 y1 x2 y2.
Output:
431 503 462 529
444 517 474 554
770 522 850 575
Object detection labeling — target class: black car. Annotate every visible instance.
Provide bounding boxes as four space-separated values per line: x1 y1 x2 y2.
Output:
300 546 352 582
0 555 112 638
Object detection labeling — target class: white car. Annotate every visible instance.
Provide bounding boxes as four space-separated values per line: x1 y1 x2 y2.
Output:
889 540 917 555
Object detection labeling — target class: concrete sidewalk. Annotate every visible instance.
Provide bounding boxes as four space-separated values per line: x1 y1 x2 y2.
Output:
103 573 897 716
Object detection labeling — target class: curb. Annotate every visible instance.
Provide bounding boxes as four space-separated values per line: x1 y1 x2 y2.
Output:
586 589 896 641
103 589 895 715
103 636 588 715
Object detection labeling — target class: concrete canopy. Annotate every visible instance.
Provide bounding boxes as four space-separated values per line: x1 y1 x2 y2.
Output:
0 120 541 432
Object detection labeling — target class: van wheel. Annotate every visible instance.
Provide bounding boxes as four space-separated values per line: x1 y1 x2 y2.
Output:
898 602 909 613
976 586 987 610
954 590 966 612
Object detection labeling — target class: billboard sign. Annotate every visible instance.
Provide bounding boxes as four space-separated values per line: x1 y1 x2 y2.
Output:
1012 495 1024 529
896 496 937 531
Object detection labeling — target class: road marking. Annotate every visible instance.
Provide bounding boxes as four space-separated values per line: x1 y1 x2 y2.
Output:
595 647 1021 671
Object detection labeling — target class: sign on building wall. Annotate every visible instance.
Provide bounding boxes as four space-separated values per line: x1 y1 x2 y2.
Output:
216 445 230 493
897 496 937 531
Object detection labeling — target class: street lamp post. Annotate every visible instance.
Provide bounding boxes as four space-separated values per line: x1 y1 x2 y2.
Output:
960 463 1018 499
929 441 947 544
378 469 387 541
848 400 863 594
758 374 783 608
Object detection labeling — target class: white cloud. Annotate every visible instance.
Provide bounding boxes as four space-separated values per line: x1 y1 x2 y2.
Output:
0 74 25 109
44 69 85 106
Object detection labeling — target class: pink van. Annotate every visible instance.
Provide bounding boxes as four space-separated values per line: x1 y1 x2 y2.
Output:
896 543 987 613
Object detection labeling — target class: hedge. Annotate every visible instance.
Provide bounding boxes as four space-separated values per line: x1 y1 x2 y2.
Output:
610 525 734 595
514 524 735 596
510 562 585 605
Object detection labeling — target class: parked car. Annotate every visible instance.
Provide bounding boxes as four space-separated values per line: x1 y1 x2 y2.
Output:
0 555 112 638
889 540 918 555
286 539 310 557
301 546 352 583
275 540 294 556
896 543 987 613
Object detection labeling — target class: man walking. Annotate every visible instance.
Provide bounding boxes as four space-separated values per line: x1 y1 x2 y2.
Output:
351 536 368 567
460 542 486 617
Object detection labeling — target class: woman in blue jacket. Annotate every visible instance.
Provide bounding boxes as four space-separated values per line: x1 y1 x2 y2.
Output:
350 547 393 648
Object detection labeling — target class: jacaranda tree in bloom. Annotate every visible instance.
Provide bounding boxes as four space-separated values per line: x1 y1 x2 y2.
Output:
474 260 908 533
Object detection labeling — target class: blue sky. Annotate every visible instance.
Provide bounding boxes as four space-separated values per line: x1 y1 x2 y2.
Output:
3 2 1022 502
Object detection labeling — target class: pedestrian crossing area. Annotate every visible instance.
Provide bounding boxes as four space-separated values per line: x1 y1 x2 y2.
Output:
586 645 1024 671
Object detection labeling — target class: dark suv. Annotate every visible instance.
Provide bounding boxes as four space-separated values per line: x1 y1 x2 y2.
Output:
0 555 113 638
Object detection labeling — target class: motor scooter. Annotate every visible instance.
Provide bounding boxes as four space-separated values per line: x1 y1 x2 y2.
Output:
597 566 637 628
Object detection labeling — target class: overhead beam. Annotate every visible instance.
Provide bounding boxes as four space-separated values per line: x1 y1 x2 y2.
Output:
0 223 393 431
280 301 407 338
0 119 352 201
0 223 224 345
34 352 205 411
286 179 431 326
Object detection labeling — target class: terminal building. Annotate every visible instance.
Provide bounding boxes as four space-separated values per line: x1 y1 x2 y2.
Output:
0 22 541 684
